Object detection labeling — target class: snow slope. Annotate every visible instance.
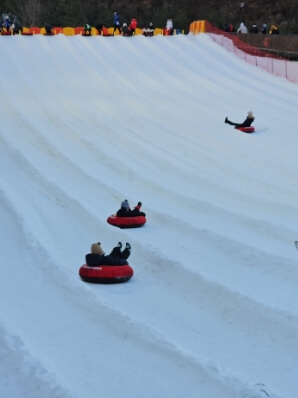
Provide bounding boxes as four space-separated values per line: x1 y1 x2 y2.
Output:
0 33 298 398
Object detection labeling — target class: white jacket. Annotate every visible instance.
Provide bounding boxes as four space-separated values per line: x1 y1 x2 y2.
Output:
166 19 173 30
237 22 248 33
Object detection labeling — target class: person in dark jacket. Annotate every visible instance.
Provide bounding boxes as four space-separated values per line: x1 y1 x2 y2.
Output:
83 24 92 36
8 14 23 34
44 23 53 35
122 22 132 36
225 111 255 128
269 24 279 35
96 23 105 35
85 242 131 267
250 23 259 33
116 200 146 217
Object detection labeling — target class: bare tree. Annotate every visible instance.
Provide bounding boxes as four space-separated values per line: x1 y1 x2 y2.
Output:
6 0 43 26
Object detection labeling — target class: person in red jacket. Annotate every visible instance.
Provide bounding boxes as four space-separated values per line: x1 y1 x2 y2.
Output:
129 17 137 35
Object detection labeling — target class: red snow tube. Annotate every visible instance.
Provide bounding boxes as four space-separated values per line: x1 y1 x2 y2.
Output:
79 263 134 284
236 126 255 133
107 214 146 229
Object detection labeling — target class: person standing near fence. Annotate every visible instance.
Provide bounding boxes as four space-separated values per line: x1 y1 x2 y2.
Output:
250 23 259 33
270 24 279 35
237 22 248 34
261 24 267 34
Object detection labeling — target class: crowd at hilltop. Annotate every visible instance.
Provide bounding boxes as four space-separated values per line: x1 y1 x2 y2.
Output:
0 11 181 36
109 13 179 36
222 21 280 35
1 9 284 38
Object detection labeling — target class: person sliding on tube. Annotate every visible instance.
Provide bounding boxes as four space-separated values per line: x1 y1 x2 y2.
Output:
225 111 255 128
116 200 146 217
85 242 131 267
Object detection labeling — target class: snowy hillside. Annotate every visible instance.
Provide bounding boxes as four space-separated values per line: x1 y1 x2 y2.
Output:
0 33 298 398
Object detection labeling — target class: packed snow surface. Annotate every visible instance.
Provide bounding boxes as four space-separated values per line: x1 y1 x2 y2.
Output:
0 33 297 398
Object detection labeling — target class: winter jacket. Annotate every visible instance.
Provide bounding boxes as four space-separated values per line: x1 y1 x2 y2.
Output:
237 23 248 34
122 24 132 36
261 24 267 34
3 18 11 30
116 207 145 217
114 14 120 26
130 18 137 30
166 19 173 31
240 116 254 127
85 253 127 267
250 24 259 33
270 25 279 35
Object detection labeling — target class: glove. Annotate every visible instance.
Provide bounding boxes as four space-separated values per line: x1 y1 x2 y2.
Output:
138 201 142 206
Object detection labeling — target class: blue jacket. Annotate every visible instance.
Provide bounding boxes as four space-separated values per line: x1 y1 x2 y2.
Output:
114 14 120 26
4 18 12 29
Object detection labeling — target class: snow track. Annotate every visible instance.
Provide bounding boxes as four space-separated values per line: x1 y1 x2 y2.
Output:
0 34 297 398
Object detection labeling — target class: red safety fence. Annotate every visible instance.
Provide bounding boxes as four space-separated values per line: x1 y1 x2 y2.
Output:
190 20 298 84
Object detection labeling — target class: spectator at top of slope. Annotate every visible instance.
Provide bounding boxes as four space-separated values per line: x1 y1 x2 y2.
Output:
122 22 133 36
250 23 259 34
44 23 53 35
224 23 234 33
113 11 121 35
143 22 155 37
270 24 279 35
83 24 92 36
165 18 174 35
2 14 12 32
129 17 137 35
261 24 267 34
237 22 248 34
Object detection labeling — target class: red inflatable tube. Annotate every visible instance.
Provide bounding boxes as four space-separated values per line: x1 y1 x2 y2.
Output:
236 126 255 133
79 264 134 284
107 214 146 229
